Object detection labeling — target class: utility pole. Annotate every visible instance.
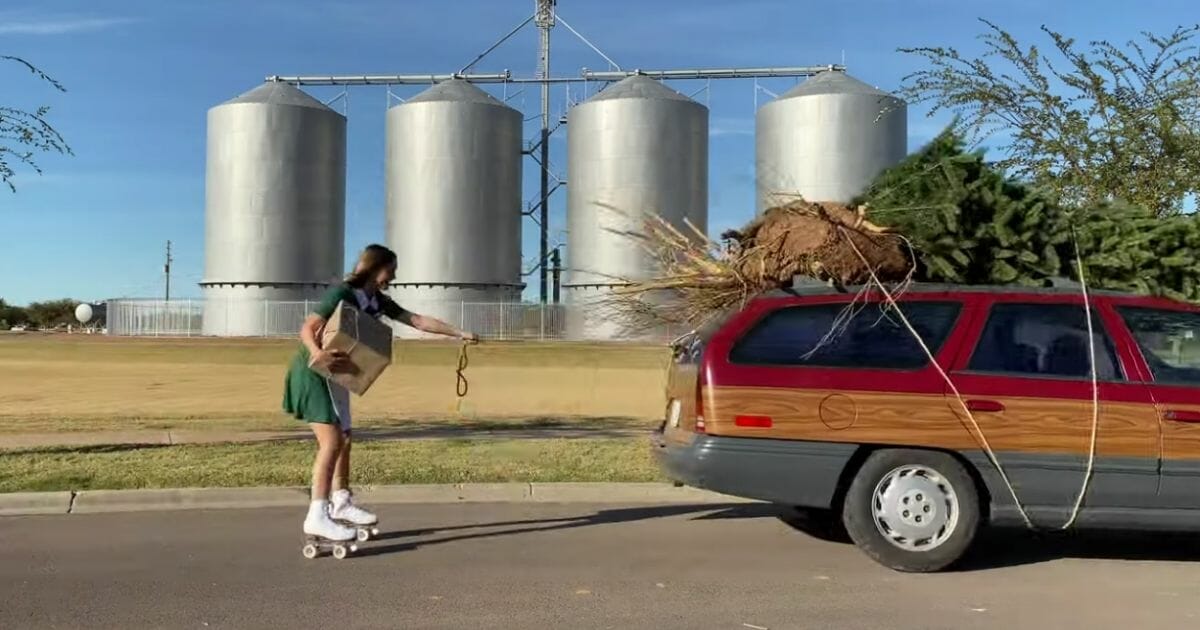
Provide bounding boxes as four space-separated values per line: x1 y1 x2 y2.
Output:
535 0 555 304
550 247 562 304
164 240 173 302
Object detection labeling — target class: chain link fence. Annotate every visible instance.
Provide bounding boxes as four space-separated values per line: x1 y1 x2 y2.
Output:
105 299 682 341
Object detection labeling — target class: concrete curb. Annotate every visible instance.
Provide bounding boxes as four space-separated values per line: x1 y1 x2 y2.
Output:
0 491 73 516
0 483 751 516
71 487 311 514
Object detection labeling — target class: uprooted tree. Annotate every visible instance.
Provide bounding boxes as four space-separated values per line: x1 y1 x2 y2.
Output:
857 126 1070 286
898 20 1200 217
607 125 1200 330
1 56 72 193
860 125 1200 302
605 202 913 328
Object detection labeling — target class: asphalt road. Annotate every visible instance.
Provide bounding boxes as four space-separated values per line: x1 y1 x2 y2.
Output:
3 503 1200 629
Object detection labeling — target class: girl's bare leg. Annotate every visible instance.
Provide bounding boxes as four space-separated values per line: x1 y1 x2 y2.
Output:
332 432 351 493
310 423 344 501
303 423 355 540
329 431 378 526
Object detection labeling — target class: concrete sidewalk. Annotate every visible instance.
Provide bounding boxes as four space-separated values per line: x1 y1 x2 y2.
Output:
0 482 745 516
0 425 647 450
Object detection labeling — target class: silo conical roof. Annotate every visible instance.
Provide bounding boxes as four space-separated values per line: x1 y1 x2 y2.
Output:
402 78 511 107
582 74 699 104
777 70 897 99
218 82 337 111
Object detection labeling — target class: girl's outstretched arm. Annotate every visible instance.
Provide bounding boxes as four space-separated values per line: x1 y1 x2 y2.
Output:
381 295 476 340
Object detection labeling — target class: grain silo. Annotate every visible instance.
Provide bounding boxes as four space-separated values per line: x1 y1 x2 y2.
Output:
201 82 347 336
385 79 523 337
564 75 708 340
755 69 906 211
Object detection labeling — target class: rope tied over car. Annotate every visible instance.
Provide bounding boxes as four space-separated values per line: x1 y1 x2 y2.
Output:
838 225 1100 532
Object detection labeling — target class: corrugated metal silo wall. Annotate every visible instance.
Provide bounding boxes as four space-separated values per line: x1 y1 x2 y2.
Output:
755 71 907 211
384 80 524 337
201 83 347 336
564 76 708 340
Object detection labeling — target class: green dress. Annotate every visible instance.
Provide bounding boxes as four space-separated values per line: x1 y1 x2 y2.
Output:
282 283 407 426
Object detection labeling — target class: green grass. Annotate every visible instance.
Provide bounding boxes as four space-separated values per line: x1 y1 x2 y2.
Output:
0 437 663 492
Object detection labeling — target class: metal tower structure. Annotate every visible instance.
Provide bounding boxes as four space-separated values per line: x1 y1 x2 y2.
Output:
535 0 555 303
266 1 842 303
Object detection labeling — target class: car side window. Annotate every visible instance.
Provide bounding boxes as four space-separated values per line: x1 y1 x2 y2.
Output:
1118 306 1200 386
730 301 962 370
967 303 1123 380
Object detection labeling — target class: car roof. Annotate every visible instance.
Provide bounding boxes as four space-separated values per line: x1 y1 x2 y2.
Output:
761 280 1135 298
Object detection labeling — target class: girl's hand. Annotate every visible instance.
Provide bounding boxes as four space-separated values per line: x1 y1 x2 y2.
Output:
311 349 357 374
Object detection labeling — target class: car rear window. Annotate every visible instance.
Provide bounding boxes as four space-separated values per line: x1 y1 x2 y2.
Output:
730 301 961 369
673 309 734 366
1119 306 1200 386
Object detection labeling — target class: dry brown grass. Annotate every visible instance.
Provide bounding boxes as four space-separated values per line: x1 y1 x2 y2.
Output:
0 334 671 433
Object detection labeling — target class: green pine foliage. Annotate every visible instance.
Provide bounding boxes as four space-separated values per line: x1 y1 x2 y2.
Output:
858 125 1070 287
1073 204 1200 301
857 124 1200 301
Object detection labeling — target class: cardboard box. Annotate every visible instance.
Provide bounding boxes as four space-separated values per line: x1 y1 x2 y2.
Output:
311 300 394 396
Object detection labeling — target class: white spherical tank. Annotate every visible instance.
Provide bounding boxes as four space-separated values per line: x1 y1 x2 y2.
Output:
384 79 524 338
755 70 906 211
564 75 708 340
74 303 93 324
201 82 347 336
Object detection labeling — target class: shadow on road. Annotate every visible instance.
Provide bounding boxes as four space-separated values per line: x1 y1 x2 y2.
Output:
776 508 1200 571
7 443 175 456
776 507 853 544
359 500 1200 570
958 529 1200 571
357 503 779 558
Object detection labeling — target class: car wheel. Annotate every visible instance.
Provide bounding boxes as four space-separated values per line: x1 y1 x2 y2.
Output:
842 449 980 572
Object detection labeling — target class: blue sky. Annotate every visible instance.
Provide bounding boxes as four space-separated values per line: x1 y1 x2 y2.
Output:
0 0 1193 304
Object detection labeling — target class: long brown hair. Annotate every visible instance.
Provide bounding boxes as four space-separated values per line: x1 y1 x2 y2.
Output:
345 244 398 289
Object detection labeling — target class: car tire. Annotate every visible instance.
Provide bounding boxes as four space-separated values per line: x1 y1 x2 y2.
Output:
842 449 980 572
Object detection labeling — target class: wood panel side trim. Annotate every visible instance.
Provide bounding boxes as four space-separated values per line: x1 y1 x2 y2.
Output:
705 386 1161 459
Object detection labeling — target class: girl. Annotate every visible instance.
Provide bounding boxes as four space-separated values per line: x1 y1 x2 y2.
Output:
283 244 477 542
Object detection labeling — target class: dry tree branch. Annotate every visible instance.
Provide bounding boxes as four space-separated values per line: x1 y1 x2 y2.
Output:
600 200 916 332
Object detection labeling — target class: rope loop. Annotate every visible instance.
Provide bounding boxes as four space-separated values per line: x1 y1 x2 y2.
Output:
456 341 470 399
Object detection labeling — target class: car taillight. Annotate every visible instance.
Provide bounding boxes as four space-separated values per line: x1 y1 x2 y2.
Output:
694 369 707 434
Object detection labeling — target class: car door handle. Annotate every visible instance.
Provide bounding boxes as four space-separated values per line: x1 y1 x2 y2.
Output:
1164 409 1200 423
966 400 1006 413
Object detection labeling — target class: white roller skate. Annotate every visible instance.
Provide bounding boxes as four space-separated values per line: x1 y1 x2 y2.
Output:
330 489 380 542
302 500 358 560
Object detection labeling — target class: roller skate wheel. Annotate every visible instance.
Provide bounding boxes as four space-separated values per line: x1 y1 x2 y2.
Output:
332 544 348 560
356 528 370 542
302 544 319 560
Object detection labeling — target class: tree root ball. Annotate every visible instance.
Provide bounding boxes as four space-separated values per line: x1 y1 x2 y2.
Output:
725 201 912 288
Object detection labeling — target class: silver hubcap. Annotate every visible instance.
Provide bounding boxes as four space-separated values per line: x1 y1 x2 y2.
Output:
872 465 959 552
